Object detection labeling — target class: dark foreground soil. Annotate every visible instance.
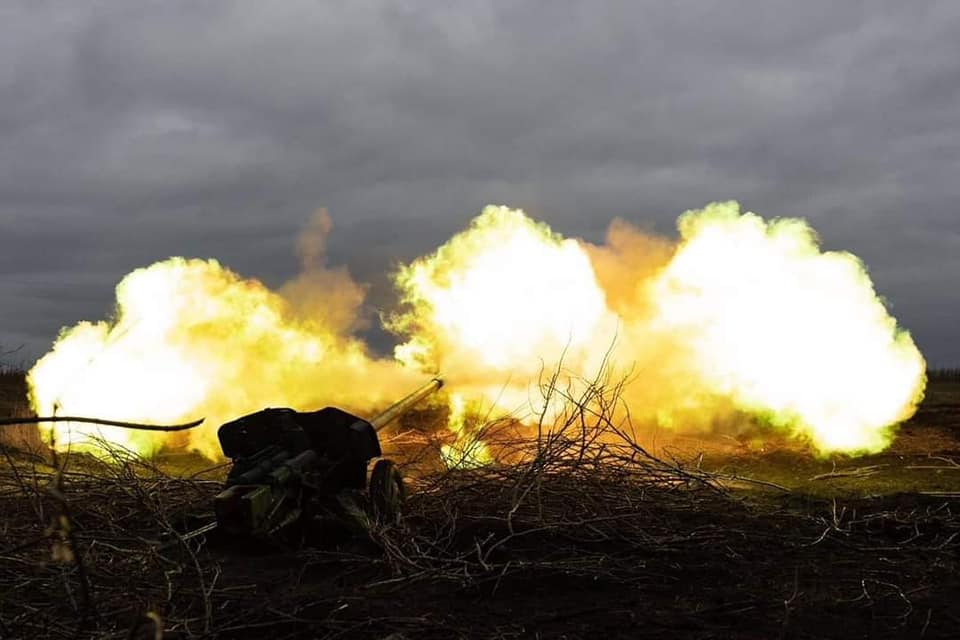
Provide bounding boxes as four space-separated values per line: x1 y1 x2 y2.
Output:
2 377 959 639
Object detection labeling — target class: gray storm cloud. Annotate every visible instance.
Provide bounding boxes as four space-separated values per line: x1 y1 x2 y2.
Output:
1 0 958 365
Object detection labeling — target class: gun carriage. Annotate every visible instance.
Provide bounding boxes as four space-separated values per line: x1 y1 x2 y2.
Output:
209 377 443 540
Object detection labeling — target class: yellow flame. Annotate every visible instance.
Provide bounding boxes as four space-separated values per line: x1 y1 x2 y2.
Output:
439 392 492 469
27 202 926 463
390 204 618 385
391 202 926 456
28 257 414 458
389 205 624 456
646 202 926 453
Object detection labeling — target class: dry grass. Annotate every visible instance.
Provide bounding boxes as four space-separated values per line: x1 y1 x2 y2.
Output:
2 367 960 638
0 367 40 450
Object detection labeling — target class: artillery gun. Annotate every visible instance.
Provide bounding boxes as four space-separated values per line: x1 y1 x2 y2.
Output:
192 378 442 543
1 379 443 544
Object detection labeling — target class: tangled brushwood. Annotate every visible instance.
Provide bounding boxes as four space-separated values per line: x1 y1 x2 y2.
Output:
2 373 959 639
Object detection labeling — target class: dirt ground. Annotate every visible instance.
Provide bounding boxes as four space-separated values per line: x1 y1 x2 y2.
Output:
2 375 959 639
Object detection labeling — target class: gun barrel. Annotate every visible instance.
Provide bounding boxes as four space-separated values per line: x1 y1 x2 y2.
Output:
370 377 443 431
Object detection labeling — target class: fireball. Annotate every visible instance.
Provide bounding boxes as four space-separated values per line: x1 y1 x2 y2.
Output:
28 201 926 461
28 257 414 458
390 202 926 456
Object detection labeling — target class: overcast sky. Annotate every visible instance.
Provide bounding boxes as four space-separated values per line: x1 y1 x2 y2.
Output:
1 1 958 367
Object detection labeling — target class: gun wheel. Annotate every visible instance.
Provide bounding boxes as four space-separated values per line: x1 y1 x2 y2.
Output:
370 458 405 525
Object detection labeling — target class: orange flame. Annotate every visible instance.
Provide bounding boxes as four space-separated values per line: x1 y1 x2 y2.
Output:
391 202 926 456
28 257 415 458
28 202 926 461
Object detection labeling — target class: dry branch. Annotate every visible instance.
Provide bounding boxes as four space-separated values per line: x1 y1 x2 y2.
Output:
2 366 959 638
